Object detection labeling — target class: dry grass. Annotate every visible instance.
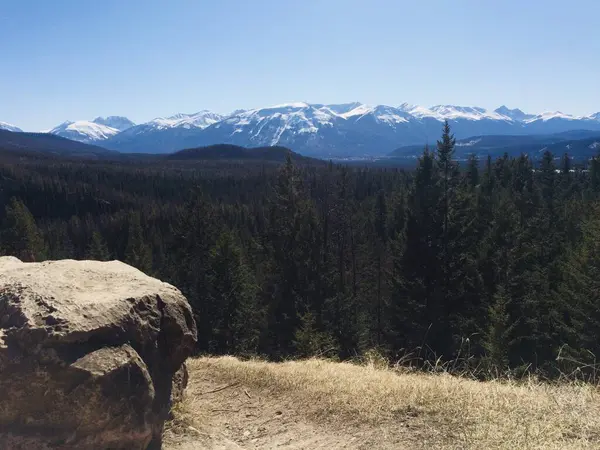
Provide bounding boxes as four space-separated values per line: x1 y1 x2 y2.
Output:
173 355 600 449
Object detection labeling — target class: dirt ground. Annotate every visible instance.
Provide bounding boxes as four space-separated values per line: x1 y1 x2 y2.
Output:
164 356 600 450
163 368 415 449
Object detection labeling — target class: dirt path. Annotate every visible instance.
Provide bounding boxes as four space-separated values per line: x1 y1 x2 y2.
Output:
165 356 600 450
164 371 411 449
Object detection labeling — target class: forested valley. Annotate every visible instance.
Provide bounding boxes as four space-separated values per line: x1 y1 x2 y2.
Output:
2 123 600 380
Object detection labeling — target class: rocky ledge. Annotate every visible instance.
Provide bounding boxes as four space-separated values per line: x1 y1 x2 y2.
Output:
0 257 197 449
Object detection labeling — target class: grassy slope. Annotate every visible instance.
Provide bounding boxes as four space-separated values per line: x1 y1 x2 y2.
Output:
170 356 600 449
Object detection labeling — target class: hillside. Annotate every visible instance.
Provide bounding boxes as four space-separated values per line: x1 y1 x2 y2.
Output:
0 129 114 158
167 144 320 164
390 130 600 160
166 356 600 450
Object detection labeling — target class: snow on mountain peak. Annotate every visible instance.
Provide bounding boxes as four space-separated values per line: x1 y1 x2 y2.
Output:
216 103 341 146
365 103 590 124
340 104 411 124
0 121 22 132
92 116 135 131
147 111 224 130
49 120 120 142
227 109 248 117
397 102 415 110
266 102 310 110
429 105 510 121
322 102 363 115
398 104 439 119
339 104 374 119
524 111 577 123
397 104 515 122
494 106 535 122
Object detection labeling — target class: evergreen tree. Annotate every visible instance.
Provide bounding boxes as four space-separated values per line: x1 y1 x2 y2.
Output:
168 193 218 352
0 197 47 262
206 231 262 354
87 231 111 261
294 310 337 357
325 166 362 357
124 212 152 273
589 155 600 195
445 172 485 354
436 121 459 264
466 154 480 189
561 152 571 176
556 205 600 373
389 147 440 357
435 122 461 356
263 154 309 357
483 285 511 371
46 223 75 260
373 189 388 347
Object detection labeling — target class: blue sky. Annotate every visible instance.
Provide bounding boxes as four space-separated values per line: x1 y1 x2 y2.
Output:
2 0 599 131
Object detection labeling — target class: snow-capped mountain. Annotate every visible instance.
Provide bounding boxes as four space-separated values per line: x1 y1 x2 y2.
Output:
189 102 430 156
98 111 226 153
587 112 600 121
0 121 22 132
494 106 536 122
92 116 135 132
401 104 510 122
49 121 121 143
122 111 224 132
158 111 224 129
40 102 600 157
202 103 600 157
341 104 413 124
202 103 344 149
47 116 135 143
524 111 578 122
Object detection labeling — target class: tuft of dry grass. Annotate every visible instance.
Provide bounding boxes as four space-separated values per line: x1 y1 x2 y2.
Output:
175 356 600 449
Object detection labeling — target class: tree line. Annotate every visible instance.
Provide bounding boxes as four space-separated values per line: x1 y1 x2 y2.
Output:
2 123 600 379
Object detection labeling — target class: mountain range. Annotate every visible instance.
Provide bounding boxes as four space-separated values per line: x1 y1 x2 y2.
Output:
7 103 600 157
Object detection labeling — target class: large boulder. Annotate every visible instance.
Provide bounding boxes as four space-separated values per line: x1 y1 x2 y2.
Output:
0 257 197 449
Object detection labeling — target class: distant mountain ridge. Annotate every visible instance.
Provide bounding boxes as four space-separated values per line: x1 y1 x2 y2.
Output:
0 129 114 158
390 130 600 160
168 143 319 164
0 122 22 132
7 102 600 157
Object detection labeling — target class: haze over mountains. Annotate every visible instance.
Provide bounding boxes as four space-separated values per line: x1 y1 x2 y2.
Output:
6 102 600 158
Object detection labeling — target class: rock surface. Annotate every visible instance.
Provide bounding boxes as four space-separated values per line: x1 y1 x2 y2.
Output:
0 257 197 449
